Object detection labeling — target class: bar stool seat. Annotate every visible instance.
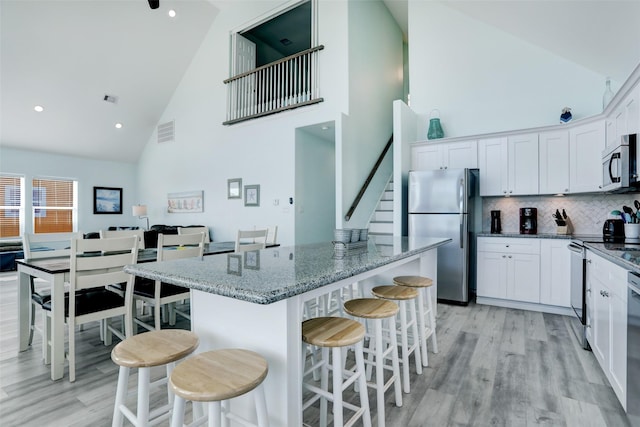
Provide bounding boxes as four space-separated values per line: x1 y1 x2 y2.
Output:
343 299 402 427
392 275 438 367
371 285 422 393
169 349 269 427
111 329 199 427
302 317 372 427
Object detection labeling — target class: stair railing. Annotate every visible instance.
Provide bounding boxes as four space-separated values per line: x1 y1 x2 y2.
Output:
345 135 393 221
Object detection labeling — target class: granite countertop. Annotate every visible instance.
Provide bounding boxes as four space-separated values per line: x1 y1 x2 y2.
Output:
583 242 640 273
476 232 574 239
124 237 451 305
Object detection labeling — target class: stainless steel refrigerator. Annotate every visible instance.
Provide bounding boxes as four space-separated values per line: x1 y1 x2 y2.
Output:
408 168 479 304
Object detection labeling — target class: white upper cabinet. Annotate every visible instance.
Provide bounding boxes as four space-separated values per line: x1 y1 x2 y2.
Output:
569 121 605 193
478 133 538 196
539 130 570 195
412 140 477 171
605 83 639 148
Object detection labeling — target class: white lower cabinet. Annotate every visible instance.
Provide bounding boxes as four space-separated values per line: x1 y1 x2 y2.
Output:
476 237 540 303
586 249 627 409
539 239 571 307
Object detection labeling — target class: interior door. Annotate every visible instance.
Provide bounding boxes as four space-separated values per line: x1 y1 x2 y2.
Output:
232 33 256 116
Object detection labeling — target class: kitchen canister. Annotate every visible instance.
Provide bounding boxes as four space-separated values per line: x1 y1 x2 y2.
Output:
625 223 640 239
427 109 444 140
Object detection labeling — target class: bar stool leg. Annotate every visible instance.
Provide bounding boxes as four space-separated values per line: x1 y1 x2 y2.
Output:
332 347 344 427
112 366 129 427
425 287 438 354
354 341 372 427
388 315 403 408
407 299 423 374
254 383 269 427
137 367 151 426
170 395 186 427
415 292 429 367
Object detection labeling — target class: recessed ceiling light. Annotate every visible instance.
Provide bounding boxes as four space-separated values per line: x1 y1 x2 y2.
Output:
115 123 123 129
34 105 44 112
168 9 176 18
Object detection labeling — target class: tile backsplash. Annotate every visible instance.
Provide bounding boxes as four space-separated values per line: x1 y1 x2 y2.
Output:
482 193 640 235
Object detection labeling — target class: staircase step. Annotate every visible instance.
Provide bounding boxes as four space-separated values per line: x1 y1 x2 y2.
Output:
378 200 393 211
369 221 393 234
373 210 393 222
369 233 394 245
380 190 393 201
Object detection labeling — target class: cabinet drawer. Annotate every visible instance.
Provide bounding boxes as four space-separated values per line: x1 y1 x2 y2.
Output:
477 237 540 254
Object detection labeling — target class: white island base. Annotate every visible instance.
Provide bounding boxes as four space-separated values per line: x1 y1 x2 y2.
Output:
190 249 437 426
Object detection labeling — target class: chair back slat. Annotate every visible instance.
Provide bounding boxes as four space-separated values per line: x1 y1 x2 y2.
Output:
22 232 81 259
100 229 146 249
235 229 268 252
157 232 205 262
177 226 210 243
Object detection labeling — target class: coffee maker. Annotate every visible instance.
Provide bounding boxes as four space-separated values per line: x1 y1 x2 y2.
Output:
491 210 501 234
519 207 537 235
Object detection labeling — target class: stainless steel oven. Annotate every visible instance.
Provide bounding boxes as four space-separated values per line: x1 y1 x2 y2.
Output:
568 241 590 350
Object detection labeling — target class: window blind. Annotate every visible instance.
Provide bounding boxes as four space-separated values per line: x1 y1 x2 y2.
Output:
32 178 74 233
0 175 22 238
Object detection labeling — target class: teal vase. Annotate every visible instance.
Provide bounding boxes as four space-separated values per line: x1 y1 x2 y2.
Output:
427 109 444 139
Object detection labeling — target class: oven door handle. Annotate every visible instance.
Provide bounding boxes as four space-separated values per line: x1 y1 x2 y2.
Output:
568 243 584 254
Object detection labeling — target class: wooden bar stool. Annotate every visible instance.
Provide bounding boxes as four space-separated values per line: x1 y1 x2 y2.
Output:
169 348 269 427
302 317 372 427
111 329 199 427
343 298 402 427
392 275 438 367
370 285 422 393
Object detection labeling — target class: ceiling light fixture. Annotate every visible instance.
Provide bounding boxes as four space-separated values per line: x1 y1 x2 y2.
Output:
148 0 159 10
280 38 292 46
34 105 44 112
168 9 176 18
115 123 123 129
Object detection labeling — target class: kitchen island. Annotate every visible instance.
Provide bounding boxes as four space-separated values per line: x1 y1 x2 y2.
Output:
124 236 450 426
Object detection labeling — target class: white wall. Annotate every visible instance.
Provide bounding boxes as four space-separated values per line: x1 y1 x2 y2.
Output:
295 126 335 245
136 0 405 244
0 147 138 234
339 0 403 228
408 1 606 139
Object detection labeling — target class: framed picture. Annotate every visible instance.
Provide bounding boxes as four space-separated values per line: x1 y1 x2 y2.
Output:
227 254 242 276
244 250 260 270
227 178 242 199
244 185 260 207
167 191 204 213
93 186 122 214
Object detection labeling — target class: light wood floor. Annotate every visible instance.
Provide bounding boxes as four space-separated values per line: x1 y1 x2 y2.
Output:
0 271 630 426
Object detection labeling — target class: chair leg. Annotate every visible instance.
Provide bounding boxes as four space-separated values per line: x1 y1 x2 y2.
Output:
154 302 162 331
29 301 35 346
69 321 76 382
43 311 51 365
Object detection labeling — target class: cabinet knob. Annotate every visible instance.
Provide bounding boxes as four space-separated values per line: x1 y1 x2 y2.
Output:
444 166 448 169
586 259 592 264
502 255 506 258
599 185 602 189
503 190 507 194
565 188 569 192
604 291 610 297
508 255 512 258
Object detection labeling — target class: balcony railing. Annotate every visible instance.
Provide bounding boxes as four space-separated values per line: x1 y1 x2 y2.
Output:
223 45 324 125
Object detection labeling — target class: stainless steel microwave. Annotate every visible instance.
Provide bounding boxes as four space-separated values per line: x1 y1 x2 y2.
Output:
601 134 638 192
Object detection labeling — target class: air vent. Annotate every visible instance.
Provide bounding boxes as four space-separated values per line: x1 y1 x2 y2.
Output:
103 94 119 104
157 120 175 143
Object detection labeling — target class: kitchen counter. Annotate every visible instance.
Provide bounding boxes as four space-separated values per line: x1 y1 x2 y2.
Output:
125 236 448 426
477 232 572 239
125 237 450 304
583 241 640 273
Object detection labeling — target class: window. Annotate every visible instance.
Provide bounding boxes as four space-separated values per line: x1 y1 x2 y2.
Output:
0 175 24 238
32 178 77 233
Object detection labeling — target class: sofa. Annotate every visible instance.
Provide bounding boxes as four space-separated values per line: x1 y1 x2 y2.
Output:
0 240 24 272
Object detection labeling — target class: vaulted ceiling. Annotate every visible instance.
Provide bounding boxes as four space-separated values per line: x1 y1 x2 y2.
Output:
1 0 638 164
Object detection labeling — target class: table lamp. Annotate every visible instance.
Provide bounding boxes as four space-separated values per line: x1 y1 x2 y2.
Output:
132 204 149 230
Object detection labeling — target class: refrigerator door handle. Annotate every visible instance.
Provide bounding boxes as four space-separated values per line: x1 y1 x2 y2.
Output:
460 213 465 249
459 178 465 249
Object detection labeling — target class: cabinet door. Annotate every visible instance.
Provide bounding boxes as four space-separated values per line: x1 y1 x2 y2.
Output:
478 137 508 196
412 144 442 171
610 291 627 408
539 239 571 307
508 133 539 195
508 253 540 303
624 84 639 135
444 140 478 169
569 121 605 193
591 275 610 367
605 117 618 148
539 131 570 195
476 251 507 298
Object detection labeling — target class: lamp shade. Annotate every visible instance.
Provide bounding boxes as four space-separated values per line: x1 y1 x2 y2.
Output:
132 205 147 217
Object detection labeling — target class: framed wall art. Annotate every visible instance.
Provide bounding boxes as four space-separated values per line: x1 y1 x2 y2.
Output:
244 185 260 207
93 186 122 214
167 190 203 213
227 178 242 199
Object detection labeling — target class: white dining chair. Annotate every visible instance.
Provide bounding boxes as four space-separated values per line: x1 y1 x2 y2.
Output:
41 235 139 382
132 232 205 332
22 232 80 360
235 229 268 252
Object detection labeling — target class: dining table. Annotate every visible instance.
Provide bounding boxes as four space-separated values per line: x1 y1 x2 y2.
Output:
124 236 451 426
16 241 269 381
